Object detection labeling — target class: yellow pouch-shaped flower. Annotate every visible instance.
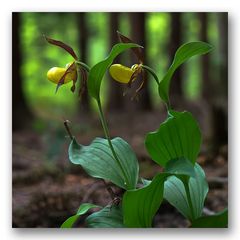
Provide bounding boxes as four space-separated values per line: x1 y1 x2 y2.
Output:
47 65 76 84
109 64 136 84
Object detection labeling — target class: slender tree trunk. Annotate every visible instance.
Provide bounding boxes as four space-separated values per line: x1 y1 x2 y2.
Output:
108 13 125 111
12 13 33 131
199 12 228 150
199 13 211 100
218 13 228 97
130 12 152 111
77 13 90 112
212 13 228 147
169 13 183 105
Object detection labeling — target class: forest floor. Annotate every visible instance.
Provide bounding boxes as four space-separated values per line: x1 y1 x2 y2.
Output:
12 111 228 228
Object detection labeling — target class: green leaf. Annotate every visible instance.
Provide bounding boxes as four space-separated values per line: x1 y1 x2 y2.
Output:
145 111 201 167
165 157 195 178
158 41 213 105
69 137 139 190
76 203 100 215
61 203 101 228
61 215 79 228
191 208 228 228
123 173 169 228
164 163 208 221
88 43 142 100
86 205 124 228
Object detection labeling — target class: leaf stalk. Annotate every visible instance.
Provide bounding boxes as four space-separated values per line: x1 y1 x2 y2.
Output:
97 99 130 188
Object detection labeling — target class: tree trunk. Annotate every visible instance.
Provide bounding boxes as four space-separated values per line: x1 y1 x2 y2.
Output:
212 13 228 147
199 13 228 151
12 13 33 131
130 12 152 111
169 13 183 106
108 13 125 111
77 13 90 112
218 13 228 97
199 13 211 100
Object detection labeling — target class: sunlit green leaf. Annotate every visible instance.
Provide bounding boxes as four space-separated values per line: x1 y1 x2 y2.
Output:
69 137 139 190
158 41 213 106
145 110 201 167
164 164 208 221
61 203 101 228
86 205 124 228
191 208 228 228
88 43 142 100
123 173 169 228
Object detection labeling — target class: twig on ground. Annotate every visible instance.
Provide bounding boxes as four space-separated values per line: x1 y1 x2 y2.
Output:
63 120 74 140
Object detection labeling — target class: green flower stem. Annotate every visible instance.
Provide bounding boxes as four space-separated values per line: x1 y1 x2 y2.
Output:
96 99 129 188
166 103 173 114
75 60 129 188
142 65 160 85
141 65 171 110
166 102 171 111
75 61 90 72
183 178 195 222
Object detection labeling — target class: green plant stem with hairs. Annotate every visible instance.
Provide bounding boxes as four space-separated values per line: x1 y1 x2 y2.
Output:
75 60 90 72
97 99 129 187
75 61 129 187
142 64 159 85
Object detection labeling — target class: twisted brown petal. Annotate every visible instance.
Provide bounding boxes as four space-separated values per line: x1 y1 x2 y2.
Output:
78 67 88 99
131 70 146 101
44 35 78 60
55 62 77 93
117 31 144 63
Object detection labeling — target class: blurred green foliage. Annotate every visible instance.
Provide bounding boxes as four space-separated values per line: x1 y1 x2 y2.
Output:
20 12 221 120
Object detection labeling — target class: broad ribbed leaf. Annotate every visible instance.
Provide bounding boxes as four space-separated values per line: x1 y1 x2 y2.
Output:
145 110 201 167
88 43 142 100
141 157 195 186
86 205 124 228
189 164 209 219
61 203 101 228
69 137 139 190
159 42 212 105
123 173 169 227
165 157 195 178
191 208 228 228
164 163 208 221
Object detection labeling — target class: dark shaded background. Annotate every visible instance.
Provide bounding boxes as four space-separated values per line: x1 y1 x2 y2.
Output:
12 12 228 227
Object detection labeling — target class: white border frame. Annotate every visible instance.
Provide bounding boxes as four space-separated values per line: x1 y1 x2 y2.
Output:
2 0 239 239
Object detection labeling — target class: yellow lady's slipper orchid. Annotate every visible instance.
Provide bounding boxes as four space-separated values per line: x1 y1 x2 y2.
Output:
109 64 138 84
47 64 77 84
